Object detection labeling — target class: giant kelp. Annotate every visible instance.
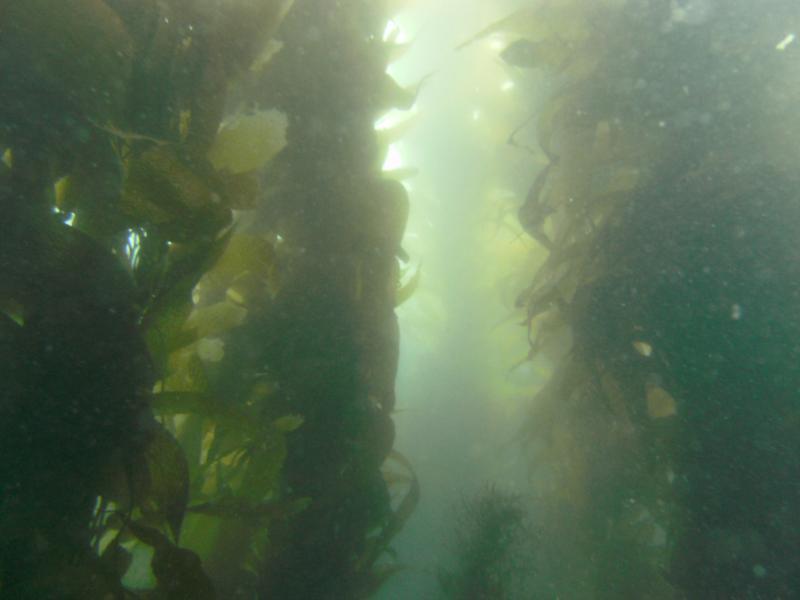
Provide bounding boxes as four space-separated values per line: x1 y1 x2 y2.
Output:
248 2 420 597
0 0 414 597
477 0 800 597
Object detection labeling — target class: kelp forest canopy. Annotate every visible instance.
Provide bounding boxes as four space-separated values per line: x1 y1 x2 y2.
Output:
2 0 800 599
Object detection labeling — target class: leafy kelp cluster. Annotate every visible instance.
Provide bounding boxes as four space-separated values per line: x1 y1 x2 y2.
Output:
0 0 417 598
475 0 800 597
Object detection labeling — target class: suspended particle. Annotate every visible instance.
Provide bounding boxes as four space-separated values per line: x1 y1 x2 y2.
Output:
731 303 742 320
776 33 796 51
632 340 653 357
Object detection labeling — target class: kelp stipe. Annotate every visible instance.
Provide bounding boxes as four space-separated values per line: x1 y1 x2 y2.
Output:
249 1 418 597
475 0 800 597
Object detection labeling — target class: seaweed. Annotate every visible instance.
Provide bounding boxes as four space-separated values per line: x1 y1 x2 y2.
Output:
485 0 800 597
0 0 414 597
438 486 534 600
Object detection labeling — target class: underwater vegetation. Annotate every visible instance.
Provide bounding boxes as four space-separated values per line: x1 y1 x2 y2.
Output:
465 0 800 597
0 0 417 598
438 486 534 600
6 0 800 597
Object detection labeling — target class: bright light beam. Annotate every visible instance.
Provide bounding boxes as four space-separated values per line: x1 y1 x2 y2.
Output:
382 144 404 171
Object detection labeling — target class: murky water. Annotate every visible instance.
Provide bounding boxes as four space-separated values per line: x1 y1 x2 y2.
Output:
2 1 800 598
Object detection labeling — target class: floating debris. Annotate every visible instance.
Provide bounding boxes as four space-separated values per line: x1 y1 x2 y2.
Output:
646 385 678 419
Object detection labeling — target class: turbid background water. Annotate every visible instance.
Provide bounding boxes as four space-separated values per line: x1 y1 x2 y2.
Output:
373 2 542 596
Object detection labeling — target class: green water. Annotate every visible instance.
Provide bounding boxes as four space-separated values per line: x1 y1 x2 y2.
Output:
2 1 800 598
